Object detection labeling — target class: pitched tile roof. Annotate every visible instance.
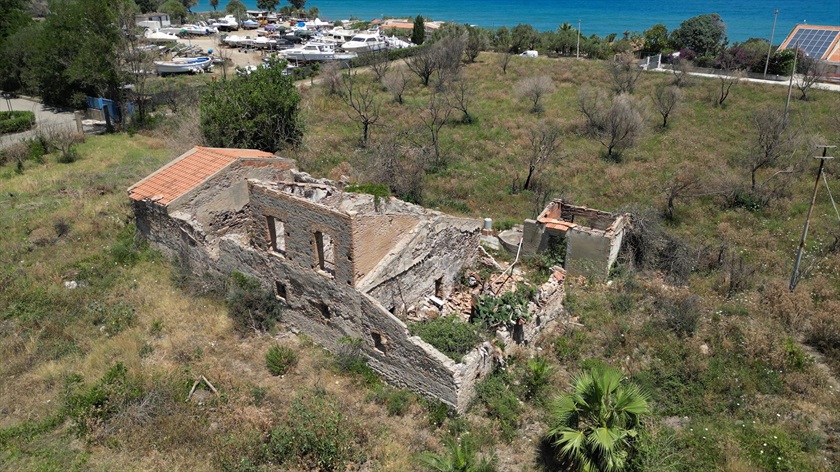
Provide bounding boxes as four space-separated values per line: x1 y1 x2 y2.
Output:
128 146 275 206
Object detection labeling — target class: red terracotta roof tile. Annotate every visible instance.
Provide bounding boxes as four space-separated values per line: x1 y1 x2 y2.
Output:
128 146 274 206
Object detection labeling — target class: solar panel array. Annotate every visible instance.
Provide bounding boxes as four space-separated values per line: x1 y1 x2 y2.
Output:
787 27 840 59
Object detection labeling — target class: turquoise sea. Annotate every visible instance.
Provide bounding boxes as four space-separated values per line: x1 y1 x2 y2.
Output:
194 0 840 43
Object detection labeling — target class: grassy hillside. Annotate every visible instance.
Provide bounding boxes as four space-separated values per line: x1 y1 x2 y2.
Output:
1 54 839 471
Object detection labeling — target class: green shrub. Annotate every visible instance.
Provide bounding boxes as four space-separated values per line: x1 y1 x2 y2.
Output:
474 370 521 442
369 386 413 416
554 329 586 363
265 344 298 376
226 272 282 332
521 355 555 401
0 110 35 134
110 224 148 265
63 362 144 438
268 388 363 471
88 301 136 336
333 336 381 386
409 316 482 363
656 293 701 338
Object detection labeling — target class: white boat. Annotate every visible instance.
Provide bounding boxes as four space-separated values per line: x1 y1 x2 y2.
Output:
181 23 218 35
222 34 254 47
279 42 357 62
320 27 357 46
241 19 260 30
155 57 213 74
253 36 276 49
341 32 387 52
385 36 412 49
144 28 180 43
211 15 239 32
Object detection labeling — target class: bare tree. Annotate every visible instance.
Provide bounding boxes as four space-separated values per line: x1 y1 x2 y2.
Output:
670 57 693 88
663 169 700 221
607 51 644 94
339 72 381 147
418 90 453 170
434 32 468 87
795 56 825 101
746 105 801 195
515 75 555 113
446 74 474 123
382 69 408 104
498 51 513 74
589 94 645 160
520 120 563 191
360 49 392 82
651 84 681 128
361 130 426 203
405 46 439 86
715 70 742 107
320 61 344 96
578 86 610 133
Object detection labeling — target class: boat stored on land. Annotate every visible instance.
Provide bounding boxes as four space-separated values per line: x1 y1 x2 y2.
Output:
341 32 387 52
279 42 357 62
155 57 213 75
144 28 179 43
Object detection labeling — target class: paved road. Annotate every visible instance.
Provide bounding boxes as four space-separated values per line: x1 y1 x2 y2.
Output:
0 97 78 149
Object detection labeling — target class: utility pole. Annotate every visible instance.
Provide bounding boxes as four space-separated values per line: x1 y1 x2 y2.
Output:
576 20 581 59
790 145 835 291
783 41 798 126
763 8 779 79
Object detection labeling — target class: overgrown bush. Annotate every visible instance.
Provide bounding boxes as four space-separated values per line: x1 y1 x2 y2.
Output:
474 370 521 442
226 272 282 333
473 286 535 331
520 355 555 401
265 344 298 376
333 336 381 386
553 328 586 363
409 316 482 363
268 388 364 471
63 362 144 438
0 110 35 134
369 385 413 416
655 293 701 337
88 301 136 336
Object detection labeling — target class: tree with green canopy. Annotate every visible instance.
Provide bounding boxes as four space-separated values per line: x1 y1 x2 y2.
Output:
209 0 218 11
412 14 425 45
642 23 669 54
225 0 246 20
546 365 650 472
287 0 305 11
257 0 279 12
159 0 188 23
200 60 303 152
670 13 727 57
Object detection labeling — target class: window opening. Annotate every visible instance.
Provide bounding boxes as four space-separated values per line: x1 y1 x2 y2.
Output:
274 281 287 302
371 331 387 354
315 231 336 275
266 216 286 255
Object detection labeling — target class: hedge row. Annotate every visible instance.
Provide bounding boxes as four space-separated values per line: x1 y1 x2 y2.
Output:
0 111 35 134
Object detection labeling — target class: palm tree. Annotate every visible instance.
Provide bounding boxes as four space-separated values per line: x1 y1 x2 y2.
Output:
546 365 649 472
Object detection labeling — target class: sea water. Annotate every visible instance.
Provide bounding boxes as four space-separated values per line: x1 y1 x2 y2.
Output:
195 0 840 43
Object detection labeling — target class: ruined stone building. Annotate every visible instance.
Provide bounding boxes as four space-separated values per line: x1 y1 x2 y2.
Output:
128 146 510 410
520 200 629 279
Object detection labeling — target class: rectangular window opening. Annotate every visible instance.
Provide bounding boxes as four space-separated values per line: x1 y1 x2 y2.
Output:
266 216 286 256
274 281 287 302
315 231 336 276
371 331 387 354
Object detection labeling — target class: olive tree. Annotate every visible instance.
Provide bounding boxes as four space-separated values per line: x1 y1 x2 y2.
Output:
515 75 555 113
651 84 681 128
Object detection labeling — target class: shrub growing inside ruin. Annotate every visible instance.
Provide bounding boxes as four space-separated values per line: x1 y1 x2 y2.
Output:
409 316 482 363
